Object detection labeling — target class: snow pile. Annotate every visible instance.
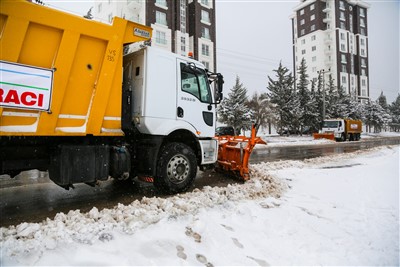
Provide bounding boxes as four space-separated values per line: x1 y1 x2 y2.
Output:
1 146 398 266
0 164 286 265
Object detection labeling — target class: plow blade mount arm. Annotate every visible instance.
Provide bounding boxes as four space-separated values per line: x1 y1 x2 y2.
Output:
216 125 266 181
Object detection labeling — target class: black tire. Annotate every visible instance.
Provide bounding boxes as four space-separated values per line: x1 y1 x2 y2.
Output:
341 133 346 142
154 142 197 194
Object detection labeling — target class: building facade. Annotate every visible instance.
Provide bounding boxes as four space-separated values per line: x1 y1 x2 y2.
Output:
291 0 370 102
94 0 216 72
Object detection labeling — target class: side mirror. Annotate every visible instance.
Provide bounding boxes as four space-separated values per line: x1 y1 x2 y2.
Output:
216 73 224 102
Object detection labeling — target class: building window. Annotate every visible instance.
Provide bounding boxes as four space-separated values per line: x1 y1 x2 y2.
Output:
155 0 167 7
340 32 346 40
108 13 113 23
202 44 210 56
156 11 167 25
311 24 315 31
181 37 186 52
312 46 316 51
360 28 366 35
361 68 366 76
311 14 315 21
360 18 365 27
340 11 346 21
155 30 167 45
342 76 347 84
341 54 347 63
311 35 316 41
310 4 315 11
301 39 305 45
361 48 365 56
312 67 317 72
202 61 210 69
300 19 305 25
301 49 306 55
300 9 304 15
340 1 345 10
360 8 365 17
202 27 210 39
312 56 316 62
340 21 346 30
201 0 209 6
340 44 346 52
361 79 366 87
361 58 367 67
98 3 102 13
201 10 210 24
342 64 347 72
300 29 305 36
180 0 186 33
360 38 365 46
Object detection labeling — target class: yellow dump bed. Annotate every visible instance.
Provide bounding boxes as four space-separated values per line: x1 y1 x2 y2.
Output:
0 0 151 136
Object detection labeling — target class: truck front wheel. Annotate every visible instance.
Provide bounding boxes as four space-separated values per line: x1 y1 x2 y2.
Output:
155 142 197 194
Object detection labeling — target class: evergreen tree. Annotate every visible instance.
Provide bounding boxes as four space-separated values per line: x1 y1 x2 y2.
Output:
218 76 252 135
389 94 400 131
247 92 275 135
364 100 386 133
325 74 339 119
267 62 297 134
377 91 388 110
296 58 318 134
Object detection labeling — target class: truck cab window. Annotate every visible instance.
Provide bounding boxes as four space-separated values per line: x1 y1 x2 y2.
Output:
181 63 211 103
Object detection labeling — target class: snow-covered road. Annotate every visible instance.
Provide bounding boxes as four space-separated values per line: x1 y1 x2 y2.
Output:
1 145 399 266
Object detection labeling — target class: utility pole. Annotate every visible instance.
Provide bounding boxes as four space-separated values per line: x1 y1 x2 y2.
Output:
317 68 330 122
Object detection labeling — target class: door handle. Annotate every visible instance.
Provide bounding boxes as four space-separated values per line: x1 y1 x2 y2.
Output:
177 107 184 118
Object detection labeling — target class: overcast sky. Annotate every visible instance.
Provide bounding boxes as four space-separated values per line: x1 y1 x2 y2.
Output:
47 0 399 103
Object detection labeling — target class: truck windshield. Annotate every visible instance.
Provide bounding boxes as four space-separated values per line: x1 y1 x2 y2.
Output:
323 121 339 128
181 63 211 103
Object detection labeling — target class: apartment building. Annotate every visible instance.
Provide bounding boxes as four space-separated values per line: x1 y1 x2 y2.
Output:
94 0 216 72
291 0 370 102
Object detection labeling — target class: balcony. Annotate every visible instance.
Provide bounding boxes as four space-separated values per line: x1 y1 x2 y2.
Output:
323 16 331 23
324 48 332 54
324 37 333 44
323 7 331 13
325 58 333 67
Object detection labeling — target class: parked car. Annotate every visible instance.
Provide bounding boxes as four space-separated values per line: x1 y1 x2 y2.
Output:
215 126 235 136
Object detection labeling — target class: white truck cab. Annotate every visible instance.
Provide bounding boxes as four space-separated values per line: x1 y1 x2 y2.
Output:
321 119 345 139
122 46 224 193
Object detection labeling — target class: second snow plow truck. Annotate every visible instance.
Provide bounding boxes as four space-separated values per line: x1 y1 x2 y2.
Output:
0 0 264 194
313 119 362 142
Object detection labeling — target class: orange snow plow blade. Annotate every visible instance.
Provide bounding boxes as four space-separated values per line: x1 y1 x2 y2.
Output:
216 125 266 181
313 133 335 141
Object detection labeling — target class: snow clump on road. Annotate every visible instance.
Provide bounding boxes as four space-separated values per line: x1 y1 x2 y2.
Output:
0 161 286 261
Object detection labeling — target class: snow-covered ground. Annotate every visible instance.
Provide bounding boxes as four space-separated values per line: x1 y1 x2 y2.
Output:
257 131 400 148
1 144 398 266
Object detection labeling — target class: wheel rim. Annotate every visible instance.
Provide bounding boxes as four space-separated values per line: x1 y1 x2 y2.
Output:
166 154 190 184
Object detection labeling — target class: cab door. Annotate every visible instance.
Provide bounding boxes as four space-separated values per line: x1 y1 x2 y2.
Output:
176 60 215 137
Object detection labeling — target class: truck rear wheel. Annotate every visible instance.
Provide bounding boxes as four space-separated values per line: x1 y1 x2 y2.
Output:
154 142 197 194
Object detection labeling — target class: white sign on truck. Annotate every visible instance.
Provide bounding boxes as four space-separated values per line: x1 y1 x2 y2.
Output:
0 61 53 111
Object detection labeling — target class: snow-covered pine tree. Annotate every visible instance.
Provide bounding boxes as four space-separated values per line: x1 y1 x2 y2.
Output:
296 58 318 134
217 76 252 135
267 62 296 134
364 100 386 133
325 74 339 119
389 94 400 131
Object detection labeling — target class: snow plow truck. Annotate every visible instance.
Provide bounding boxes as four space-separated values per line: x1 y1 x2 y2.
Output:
313 119 362 142
0 0 265 194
